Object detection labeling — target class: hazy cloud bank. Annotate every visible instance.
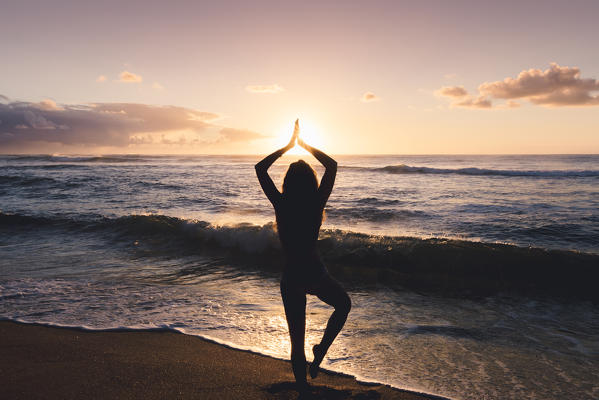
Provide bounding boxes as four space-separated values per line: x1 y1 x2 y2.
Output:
437 63 599 109
0 97 264 152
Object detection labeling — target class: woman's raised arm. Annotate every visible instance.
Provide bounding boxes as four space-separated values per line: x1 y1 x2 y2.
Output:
298 136 337 208
255 120 299 206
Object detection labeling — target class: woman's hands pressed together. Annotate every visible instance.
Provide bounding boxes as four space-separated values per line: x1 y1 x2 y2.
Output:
285 119 300 151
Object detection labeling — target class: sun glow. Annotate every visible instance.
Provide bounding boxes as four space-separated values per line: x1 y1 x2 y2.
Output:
276 118 326 155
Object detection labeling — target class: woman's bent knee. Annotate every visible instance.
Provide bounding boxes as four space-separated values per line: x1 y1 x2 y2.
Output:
337 293 351 315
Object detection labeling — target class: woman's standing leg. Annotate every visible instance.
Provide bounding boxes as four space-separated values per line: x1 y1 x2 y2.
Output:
310 275 351 378
280 279 308 389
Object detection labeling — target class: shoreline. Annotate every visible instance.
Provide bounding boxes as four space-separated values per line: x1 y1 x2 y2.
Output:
0 320 446 399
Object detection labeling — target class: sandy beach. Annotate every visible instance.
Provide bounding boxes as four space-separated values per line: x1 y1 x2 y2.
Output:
0 321 440 399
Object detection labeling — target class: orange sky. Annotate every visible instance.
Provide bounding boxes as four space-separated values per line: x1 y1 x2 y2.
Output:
1 1 599 154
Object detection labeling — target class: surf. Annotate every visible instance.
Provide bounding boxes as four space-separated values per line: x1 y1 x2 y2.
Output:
2 211 597 300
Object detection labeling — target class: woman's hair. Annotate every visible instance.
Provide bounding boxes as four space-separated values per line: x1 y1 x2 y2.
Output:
281 160 325 223
282 160 318 197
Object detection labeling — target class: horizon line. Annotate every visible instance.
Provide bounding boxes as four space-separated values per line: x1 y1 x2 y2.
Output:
1 152 598 157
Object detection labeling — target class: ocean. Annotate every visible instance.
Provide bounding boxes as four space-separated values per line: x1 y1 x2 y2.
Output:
1 154 598 399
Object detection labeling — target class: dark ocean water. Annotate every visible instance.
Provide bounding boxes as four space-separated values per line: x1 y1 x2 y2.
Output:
1 154 598 399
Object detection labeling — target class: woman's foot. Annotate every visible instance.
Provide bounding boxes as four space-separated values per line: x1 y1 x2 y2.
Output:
309 344 325 379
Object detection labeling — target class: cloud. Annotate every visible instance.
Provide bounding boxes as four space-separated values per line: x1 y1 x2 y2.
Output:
435 86 468 98
152 82 164 90
96 75 107 83
435 86 491 109
453 96 492 109
245 84 284 94
0 98 265 151
478 63 599 106
436 63 599 109
38 99 63 111
361 92 379 103
119 70 143 83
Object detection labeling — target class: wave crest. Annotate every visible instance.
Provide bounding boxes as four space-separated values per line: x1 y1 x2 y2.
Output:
343 164 599 178
2 212 598 299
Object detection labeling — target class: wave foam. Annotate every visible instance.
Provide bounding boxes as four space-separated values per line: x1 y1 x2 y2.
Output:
2 211 598 299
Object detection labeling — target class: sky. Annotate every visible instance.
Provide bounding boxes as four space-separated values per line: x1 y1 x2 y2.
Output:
1 0 598 154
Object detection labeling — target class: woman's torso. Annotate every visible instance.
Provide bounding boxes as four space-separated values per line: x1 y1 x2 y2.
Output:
275 198 325 283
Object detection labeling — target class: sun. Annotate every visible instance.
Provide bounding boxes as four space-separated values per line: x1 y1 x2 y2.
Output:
276 118 325 155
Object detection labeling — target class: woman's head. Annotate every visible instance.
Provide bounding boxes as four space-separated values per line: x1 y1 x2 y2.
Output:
279 159 324 230
282 160 318 199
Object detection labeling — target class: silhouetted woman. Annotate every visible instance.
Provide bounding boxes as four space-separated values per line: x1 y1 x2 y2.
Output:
255 120 351 393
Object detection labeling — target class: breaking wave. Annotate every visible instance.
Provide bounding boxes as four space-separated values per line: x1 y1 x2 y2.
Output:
344 164 599 178
2 212 597 299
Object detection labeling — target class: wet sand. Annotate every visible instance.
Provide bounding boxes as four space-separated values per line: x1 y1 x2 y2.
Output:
0 321 442 399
